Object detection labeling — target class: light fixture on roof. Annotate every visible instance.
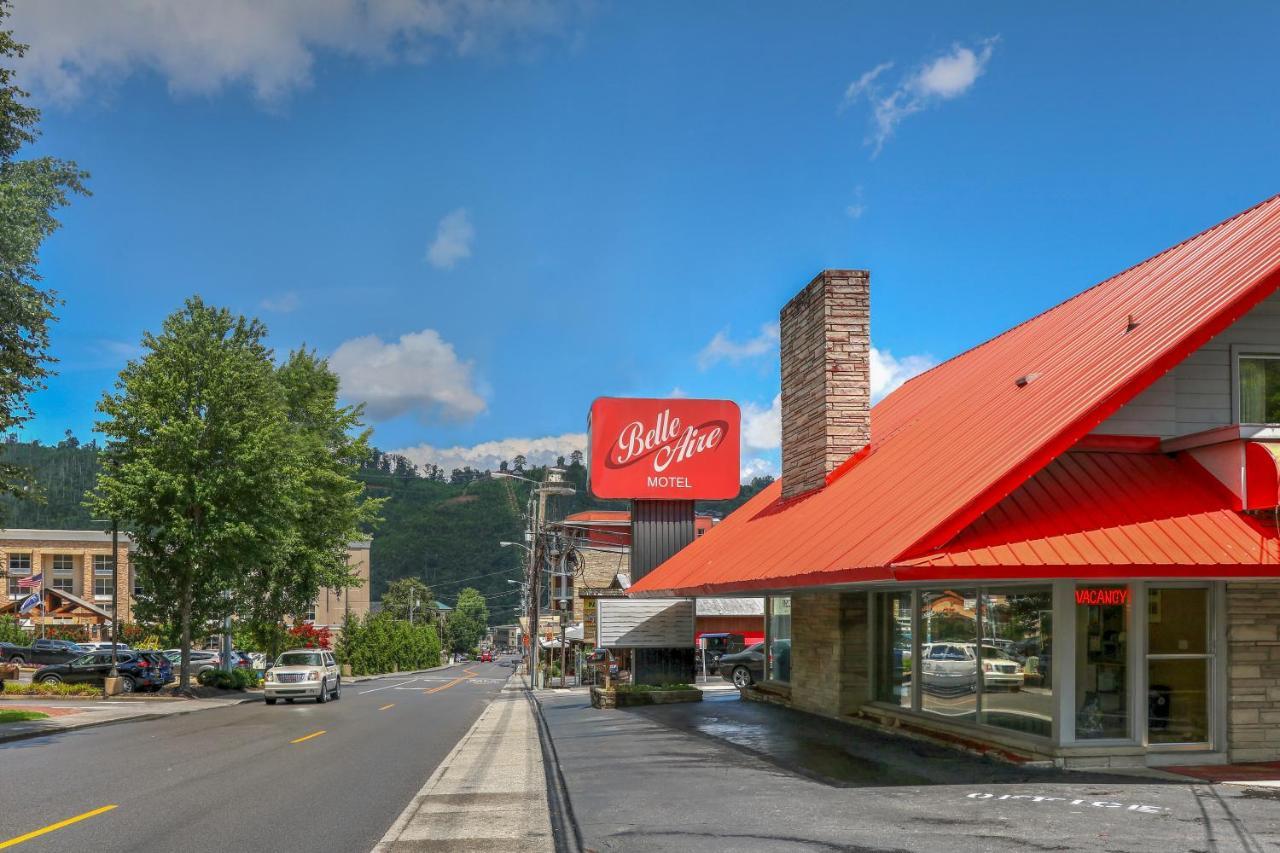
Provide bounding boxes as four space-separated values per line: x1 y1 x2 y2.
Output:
1126 313 1139 333
1014 372 1041 388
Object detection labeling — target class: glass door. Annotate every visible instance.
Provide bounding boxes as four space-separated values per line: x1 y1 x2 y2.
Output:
1146 586 1212 746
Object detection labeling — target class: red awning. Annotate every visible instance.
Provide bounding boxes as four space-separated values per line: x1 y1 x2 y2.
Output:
896 450 1280 579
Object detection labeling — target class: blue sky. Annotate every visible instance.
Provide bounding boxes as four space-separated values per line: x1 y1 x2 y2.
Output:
11 1 1280 478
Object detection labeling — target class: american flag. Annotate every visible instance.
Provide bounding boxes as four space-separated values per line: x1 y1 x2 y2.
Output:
17 572 42 589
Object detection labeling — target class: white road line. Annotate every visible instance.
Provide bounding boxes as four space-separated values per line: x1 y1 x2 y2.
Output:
359 678 421 695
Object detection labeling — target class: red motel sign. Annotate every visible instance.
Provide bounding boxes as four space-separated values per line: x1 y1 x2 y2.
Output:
588 397 741 500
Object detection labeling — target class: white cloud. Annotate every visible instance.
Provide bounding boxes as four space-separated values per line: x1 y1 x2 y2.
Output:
842 38 998 155
667 387 689 398
845 185 867 220
260 291 300 313
697 322 779 370
391 432 585 474
8 0 582 105
739 457 777 482
871 347 935 401
426 208 474 270
741 393 781 453
330 328 485 422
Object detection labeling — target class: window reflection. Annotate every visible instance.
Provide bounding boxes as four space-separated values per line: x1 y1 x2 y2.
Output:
981 588 1053 738
767 596 791 683
875 592 912 708
920 589 977 721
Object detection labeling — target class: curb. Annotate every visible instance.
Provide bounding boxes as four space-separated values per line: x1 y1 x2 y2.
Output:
0 694 260 746
522 675 584 853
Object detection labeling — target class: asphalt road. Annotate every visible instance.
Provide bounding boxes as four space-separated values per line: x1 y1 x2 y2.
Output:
0 659 516 853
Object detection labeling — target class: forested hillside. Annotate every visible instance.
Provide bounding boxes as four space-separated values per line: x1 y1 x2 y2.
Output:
0 438 773 624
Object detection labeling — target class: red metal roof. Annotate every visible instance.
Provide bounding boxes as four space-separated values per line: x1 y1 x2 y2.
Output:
897 450 1280 577
631 194 1280 596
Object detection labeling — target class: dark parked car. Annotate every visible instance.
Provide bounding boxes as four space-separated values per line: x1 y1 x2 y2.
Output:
697 632 746 675
161 649 220 676
1 638 85 666
35 650 172 693
719 642 765 688
718 640 791 689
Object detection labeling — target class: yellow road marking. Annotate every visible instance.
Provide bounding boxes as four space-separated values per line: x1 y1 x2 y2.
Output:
0 805 117 850
423 667 480 694
378 703 395 711
290 730 327 744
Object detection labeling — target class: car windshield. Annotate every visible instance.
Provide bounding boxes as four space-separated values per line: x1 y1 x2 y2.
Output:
277 652 322 667
70 653 94 666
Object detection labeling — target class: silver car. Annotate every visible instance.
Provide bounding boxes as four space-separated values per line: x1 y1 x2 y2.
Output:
263 649 341 705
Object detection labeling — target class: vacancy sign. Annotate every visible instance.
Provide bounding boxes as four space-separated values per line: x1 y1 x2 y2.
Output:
588 397 740 500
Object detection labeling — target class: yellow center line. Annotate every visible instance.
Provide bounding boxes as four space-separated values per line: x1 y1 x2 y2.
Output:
290 730 327 744
378 703 395 711
0 805 117 850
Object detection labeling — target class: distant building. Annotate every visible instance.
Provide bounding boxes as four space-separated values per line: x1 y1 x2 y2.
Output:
0 529 372 640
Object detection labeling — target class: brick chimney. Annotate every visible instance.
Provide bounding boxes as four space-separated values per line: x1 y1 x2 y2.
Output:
779 270 871 499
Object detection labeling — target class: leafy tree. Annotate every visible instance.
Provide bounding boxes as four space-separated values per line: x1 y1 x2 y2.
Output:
445 587 489 654
0 614 24 644
91 297 288 690
233 348 382 658
0 3 89 514
381 576 434 622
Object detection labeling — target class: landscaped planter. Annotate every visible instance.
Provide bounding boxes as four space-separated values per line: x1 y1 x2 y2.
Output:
613 687 703 707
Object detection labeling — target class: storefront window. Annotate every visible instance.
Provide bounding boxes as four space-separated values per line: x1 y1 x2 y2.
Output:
1075 585 1130 740
980 588 1053 738
767 596 791 683
875 592 912 708
1147 587 1211 745
920 589 977 721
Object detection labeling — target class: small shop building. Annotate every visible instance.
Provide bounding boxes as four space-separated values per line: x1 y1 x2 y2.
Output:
631 195 1280 768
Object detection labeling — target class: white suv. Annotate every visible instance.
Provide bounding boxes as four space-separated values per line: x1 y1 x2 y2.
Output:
263 649 341 705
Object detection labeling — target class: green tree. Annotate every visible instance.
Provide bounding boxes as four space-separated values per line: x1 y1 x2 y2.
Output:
233 348 382 658
0 613 24 644
381 576 434 622
445 587 489 654
0 3 88 513
91 297 288 690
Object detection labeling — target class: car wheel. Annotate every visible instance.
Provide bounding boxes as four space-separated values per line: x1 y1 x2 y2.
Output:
9 655 24 665
285 698 294 704
120 675 136 693
38 673 61 684
333 678 341 700
265 698 277 706
732 666 753 688
316 680 328 704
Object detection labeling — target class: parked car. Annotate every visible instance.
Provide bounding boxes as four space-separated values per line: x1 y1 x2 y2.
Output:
480 651 493 662
78 642 133 653
262 649 341 705
920 643 1025 695
697 632 746 675
161 649 221 675
34 650 172 693
719 642 765 688
1 637 85 666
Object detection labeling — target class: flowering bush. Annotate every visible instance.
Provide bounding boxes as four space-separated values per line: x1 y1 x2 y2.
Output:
287 623 332 650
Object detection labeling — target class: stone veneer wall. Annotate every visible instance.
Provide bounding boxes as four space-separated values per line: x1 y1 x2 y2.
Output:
789 590 870 716
778 270 871 499
1227 582 1280 762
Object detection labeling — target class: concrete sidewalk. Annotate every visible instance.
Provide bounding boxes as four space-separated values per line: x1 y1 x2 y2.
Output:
373 677 554 852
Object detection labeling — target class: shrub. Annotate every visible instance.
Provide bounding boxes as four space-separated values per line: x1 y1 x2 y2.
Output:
614 683 694 694
4 681 103 698
336 611 441 676
196 667 261 691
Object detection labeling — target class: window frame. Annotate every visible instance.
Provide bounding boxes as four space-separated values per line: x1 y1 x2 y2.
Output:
92 554 114 599
50 554 76 592
1231 344 1280 425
